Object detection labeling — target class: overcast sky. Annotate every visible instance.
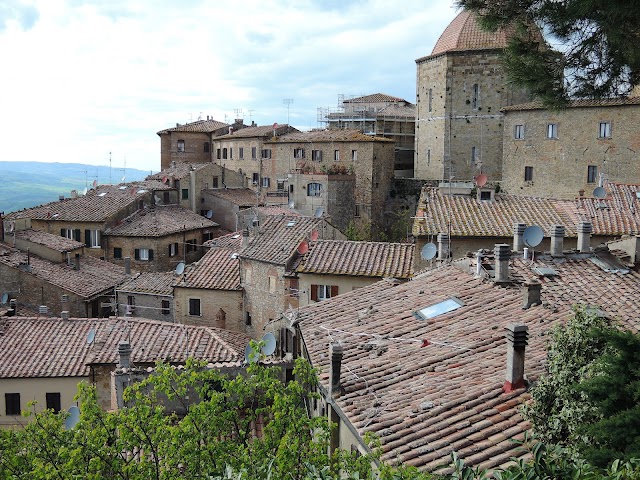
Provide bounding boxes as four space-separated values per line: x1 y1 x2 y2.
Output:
0 0 459 173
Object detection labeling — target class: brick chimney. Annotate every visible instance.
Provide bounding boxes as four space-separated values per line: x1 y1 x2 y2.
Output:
329 343 344 398
503 324 528 392
437 233 449 260
494 244 511 283
118 341 132 369
550 225 565 256
522 279 541 309
513 223 527 252
577 221 593 253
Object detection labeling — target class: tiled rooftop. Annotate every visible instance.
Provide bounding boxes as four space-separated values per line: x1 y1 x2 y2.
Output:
105 206 218 237
156 118 228 135
0 244 128 298
147 163 214 181
6 181 169 221
297 240 414 279
13 229 84 252
206 188 260 207
270 129 394 144
377 103 416 118
174 247 241 291
215 124 296 139
204 231 243 250
413 184 640 238
502 96 640 111
0 316 251 378
116 272 175 296
343 93 410 104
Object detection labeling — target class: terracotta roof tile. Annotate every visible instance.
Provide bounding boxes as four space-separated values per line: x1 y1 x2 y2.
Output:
105 206 218 237
147 163 215 181
157 118 228 135
204 231 243 250
297 240 414 278
343 93 411 104
174 247 241 291
216 124 296 139
117 272 175 296
502 96 640 111
269 129 394 144
206 188 260 207
13 229 84 252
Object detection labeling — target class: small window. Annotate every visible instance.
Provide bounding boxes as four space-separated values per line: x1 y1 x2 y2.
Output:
136 248 151 261
245 311 252 326
294 148 305 159
163 192 170 204
524 166 534 182
599 122 611 138
514 125 524 139
222 148 228 159
86 229 101 248
307 182 322 197
169 243 178 257
354 204 361 217
177 140 185 152
351 150 357 161
316 285 337 301
185 239 197 253
62 228 73 239
261 149 272 159
239 147 244 159
277 180 285 191
334 150 340 161
45 393 61 413
470 146 477 166
251 146 257 159
212 176 219 188
472 84 480 109
189 298 201 316
229 148 233 159
182 188 189 200
217 149 221 159
261 177 271 188
587 165 598 184
311 150 322 161
113 247 122 259
547 123 558 139
161 300 170 315
5 393 20 415
252 173 259 185
414 297 464 320
203 142 210 153
428 88 433 112
427 149 431 165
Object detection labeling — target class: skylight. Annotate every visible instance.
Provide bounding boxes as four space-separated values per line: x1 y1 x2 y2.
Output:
286 221 296 227
98 192 107 197
414 297 464 320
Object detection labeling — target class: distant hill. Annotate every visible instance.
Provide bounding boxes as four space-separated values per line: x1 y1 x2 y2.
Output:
0 161 154 214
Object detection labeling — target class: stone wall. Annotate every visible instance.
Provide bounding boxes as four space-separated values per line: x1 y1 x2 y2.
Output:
160 131 213 170
173 286 243 332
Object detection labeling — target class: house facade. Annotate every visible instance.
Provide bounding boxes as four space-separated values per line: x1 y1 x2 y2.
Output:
115 272 175 321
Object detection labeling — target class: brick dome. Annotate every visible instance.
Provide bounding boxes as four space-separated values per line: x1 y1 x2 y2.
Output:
431 10 520 55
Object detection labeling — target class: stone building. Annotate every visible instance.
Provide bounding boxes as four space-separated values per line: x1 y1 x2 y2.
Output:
115 272 175 321
414 10 539 182
501 97 640 198
321 93 416 175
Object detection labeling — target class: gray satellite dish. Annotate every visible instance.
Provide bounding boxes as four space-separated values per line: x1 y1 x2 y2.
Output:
82 187 88 196
593 186 606 199
523 225 543 247
64 406 81 430
421 243 437 260
244 344 258 364
206 210 213 219
87 329 95 345
0 293 7 305
261 332 277 356
175 262 185 275
288 200 295 209
314 207 324 218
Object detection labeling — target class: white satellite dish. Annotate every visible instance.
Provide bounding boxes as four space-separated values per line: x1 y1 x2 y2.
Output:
206 210 213 219
421 243 437 260
523 225 543 247
154 195 162 204
64 406 81 430
593 186 606 199
314 207 324 218
175 262 185 275
82 187 88 196
244 344 259 364
87 329 95 345
261 332 277 356
288 200 295 209
1 293 7 305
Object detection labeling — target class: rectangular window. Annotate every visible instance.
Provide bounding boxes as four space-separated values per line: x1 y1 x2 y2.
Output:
177 139 185 152
229 148 233 159
355 204 361 217
428 88 433 112
599 121 611 138
471 146 477 166
169 243 178 257
427 149 431 165
547 123 558 139
524 166 534 182
587 165 598 183
45 393 61 413
189 298 201 316
113 247 122 259
161 300 170 315
5 393 20 415
277 180 285 191
182 188 189 200
245 311 252 326
261 177 271 188
351 150 357 161
222 148 228 159
251 147 257 159
85 229 101 248
311 150 322 161
137 248 150 261
311 284 338 302
239 147 244 159
203 142 210 153
415 297 464 320
261 149 272 159
212 176 219 188
127 295 135 315
217 148 221 159
334 150 340 161
307 182 322 197
472 84 480 109
294 148 305 159
514 124 524 139
62 228 73 239
252 173 259 185
186 239 197 253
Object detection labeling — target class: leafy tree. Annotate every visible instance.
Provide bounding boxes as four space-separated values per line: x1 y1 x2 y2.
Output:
456 0 640 106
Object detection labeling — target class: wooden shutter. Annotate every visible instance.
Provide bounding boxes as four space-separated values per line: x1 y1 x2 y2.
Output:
85 230 91 247
60 228 65 237
148 249 154 260
330 285 338 298
74 229 81 242
134 249 140 260
310 284 318 302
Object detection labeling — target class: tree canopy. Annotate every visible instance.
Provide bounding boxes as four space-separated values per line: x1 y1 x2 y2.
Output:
456 0 640 106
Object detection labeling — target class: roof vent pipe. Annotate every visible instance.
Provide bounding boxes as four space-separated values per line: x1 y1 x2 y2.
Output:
550 225 565 256
118 341 132 369
329 342 344 398
513 223 527 252
494 244 511 283
503 324 529 392
437 233 449 260
475 250 482 276
577 221 593 253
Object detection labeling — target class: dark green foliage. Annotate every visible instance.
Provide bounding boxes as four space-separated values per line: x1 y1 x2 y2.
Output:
456 0 640 106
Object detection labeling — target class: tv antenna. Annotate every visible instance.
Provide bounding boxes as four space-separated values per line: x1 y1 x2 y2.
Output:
283 98 294 126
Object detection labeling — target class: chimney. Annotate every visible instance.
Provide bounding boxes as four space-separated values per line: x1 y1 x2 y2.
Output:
74 253 80 271
189 169 197 213
494 243 511 283
437 233 449 260
503 324 529 392
61 311 69 320
38 305 48 316
124 257 131 275
550 225 565 256
329 343 343 398
118 341 132 369
522 279 541 309
58 195 64 201
577 221 593 253
242 228 250 248
513 223 527 252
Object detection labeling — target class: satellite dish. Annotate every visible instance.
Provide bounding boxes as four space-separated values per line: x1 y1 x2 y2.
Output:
87 329 95 345
421 243 437 260
261 332 277 356
82 187 88 196
92 180 97 188
154 194 162 204
1 293 8 305
129 187 136 196
288 200 295 209
297 240 309 255
121 176 126 182
593 186 606 199
523 225 544 247
244 344 259 364
314 207 324 218
475 173 488 187
162 175 168 184
273 122 279 129
206 210 213 219
310 229 319 241
64 406 80 430
175 262 185 275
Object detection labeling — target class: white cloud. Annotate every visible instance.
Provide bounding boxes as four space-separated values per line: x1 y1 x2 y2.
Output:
0 0 458 172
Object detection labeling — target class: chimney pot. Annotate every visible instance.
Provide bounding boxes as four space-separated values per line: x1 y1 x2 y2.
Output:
329 343 343 397
242 228 250 248
522 279 542 309
74 253 80 271
118 341 132 369
504 323 528 392
124 257 131 275
61 311 69 320
550 224 565 256
577 221 593 253
494 244 511 283
513 223 527 252
437 233 449 260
